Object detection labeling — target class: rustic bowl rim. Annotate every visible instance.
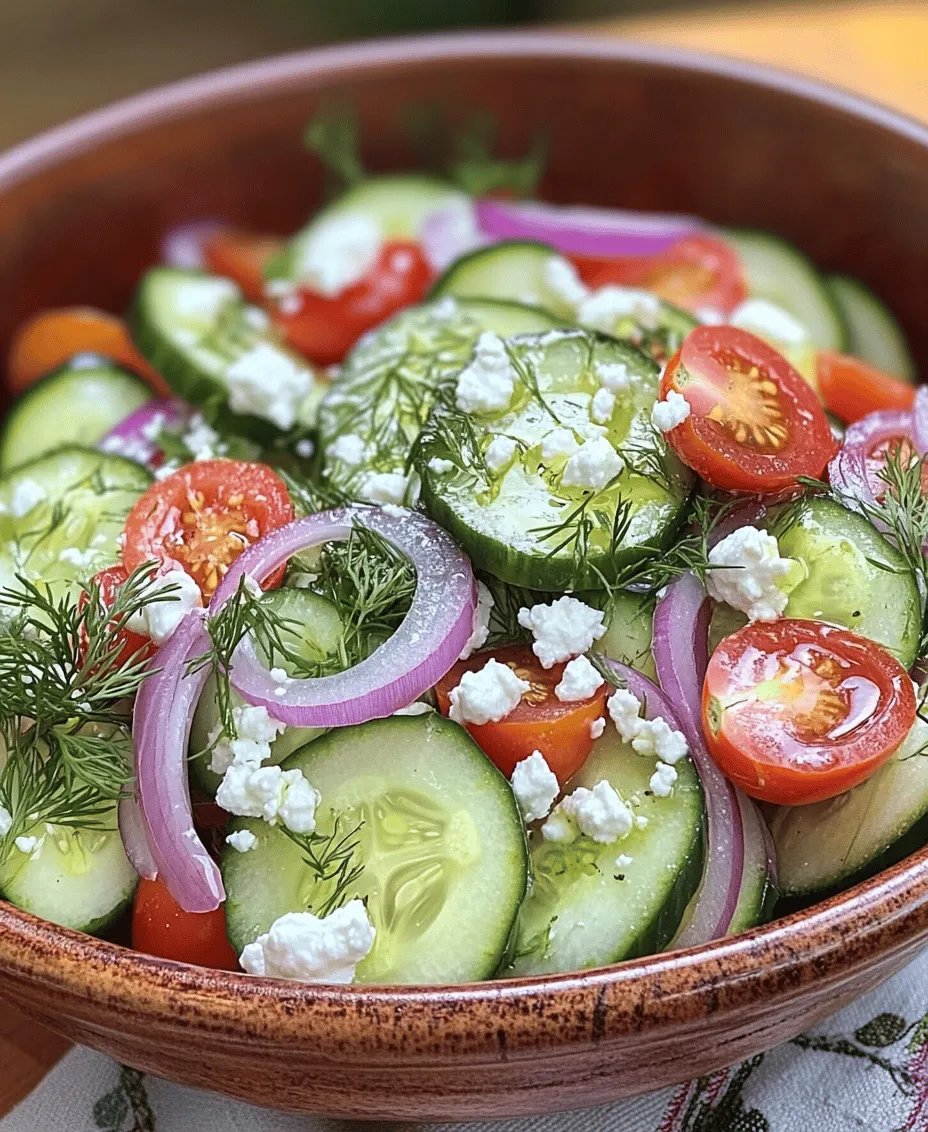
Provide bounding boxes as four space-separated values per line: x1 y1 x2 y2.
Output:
3 29 928 1056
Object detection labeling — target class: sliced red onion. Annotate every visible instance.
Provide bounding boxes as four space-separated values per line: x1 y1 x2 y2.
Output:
828 408 915 530
913 387 928 456
420 199 488 273
474 198 704 259
211 507 476 728
118 792 158 881
652 572 745 944
161 219 226 269
133 611 223 912
99 398 189 469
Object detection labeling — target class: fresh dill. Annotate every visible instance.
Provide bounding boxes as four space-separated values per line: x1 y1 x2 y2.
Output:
447 110 548 198
284 816 365 918
302 101 366 196
478 574 558 648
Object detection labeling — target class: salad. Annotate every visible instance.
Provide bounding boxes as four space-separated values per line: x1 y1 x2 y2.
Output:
1 111 926 988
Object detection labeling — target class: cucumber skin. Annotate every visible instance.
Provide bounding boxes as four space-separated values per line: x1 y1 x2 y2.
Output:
826 273 917 382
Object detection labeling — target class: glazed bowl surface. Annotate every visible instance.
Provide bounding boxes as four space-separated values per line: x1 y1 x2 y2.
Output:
2 31 928 1121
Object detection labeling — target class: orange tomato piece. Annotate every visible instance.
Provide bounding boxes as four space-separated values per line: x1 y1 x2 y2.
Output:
816 350 916 425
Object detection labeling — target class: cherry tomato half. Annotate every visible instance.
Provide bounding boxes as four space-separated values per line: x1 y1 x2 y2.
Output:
132 876 239 970
702 619 915 805
572 233 746 318
435 644 607 785
661 325 837 493
122 460 293 601
271 240 433 366
79 565 156 670
203 227 284 303
816 350 916 425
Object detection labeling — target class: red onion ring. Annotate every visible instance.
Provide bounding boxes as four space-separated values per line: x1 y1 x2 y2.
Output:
161 219 226 269
828 408 915 530
133 611 223 912
99 398 189 470
652 572 745 944
474 198 704 259
211 507 477 728
118 792 158 881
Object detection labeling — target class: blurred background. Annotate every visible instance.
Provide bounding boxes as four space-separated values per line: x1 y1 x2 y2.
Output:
0 0 921 149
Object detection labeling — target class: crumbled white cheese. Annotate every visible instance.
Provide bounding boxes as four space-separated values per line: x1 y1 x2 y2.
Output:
58 546 96 568
651 390 691 432
455 331 517 414
448 658 529 726
561 780 633 843
174 277 239 318
14 835 41 856
360 471 409 505
540 428 580 462
216 764 319 832
240 900 376 983
544 255 589 307
126 567 202 646
226 829 257 853
330 433 367 465
730 297 808 346
10 479 46 518
510 751 560 823
393 701 433 716
607 687 646 741
589 716 606 739
208 704 287 775
697 306 725 326
632 717 689 764
0 806 11 837
459 581 494 660
225 343 312 431
154 461 181 482
615 853 634 869
380 503 407 518
540 808 577 843
590 387 616 425
295 438 315 459
578 286 662 333
555 655 604 702
518 596 606 669
484 434 517 473
705 525 794 622
427 456 455 475
650 761 678 797
295 212 382 297
560 436 623 492
596 361 632 393
182 414 221 459
277 773 322 834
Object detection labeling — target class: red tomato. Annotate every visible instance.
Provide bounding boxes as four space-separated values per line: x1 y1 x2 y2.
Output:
132 877 239 970
79 565 156 669
702 619 915 805
572 233 746 317
660 325 837 493
122 460 293 600
434 644 607 785
816 350 916 425
271 240 433 366
202 228 284 303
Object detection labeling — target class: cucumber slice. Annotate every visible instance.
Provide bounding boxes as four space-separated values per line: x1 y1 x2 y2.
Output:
725 229 848 351
189 588 342 796
770 714 928 896
0 817 137 934
599 589 656 682
432 241 698 364
0 358 150 472
0 447 151 611
131 267 323 437
826 273 917 381
222 714 528 984
505 725 704 976
773 496 921 667
318 296 560 499
269 175 465 282
418 328 693 590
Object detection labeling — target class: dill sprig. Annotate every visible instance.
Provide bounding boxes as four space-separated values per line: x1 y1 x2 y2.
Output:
283 816 365 918
303 101 365 196
448 110 548 198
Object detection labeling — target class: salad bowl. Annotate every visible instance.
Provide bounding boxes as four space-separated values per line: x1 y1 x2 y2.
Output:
2 32 928 1121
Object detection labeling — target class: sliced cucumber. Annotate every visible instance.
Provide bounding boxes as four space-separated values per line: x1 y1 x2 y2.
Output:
826 273 917 381
318 296 560 499
418 328 693 590
0 447 151 612
505 725 704 976
131 267 323 437
726 229 848 351
268 175 465 283
599 589 656 682
0 358 150 472
189 588 342 796
222 714 528 984
770 714 928 896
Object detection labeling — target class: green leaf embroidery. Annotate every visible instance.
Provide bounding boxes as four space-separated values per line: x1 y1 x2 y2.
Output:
856 1013 909 1048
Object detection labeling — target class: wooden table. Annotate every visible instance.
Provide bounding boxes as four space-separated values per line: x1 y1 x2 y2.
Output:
2 0 925 1118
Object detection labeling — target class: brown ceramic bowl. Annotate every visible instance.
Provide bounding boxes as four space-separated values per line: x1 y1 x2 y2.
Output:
2 32 928 1122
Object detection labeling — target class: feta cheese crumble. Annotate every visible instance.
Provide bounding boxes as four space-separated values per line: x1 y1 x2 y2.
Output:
651 390 691 432
632 717 689 764
448 658 530 726
0 806 11 837
650 761 678 797
226 829 257 853
730 297 808 347
182 414 221 460
126 567 202 646
427 456 455 475
615 854 633 869
295 212 382 298
455 331 517 414
14 835 41 856
360 471 409 505
555 655 604 702
705 525 794 622
589 716 607 739
596 361 632 393
540 808 577 843
295 438 315 458
10 478 46 518
225 343 312 430
578 286 662 333
484 434 517 473
216 764 320 833
510 751 560 823
330 433 367 465
240 900 376 983
560 435 623 492
607 687 645 741
459 581 495 660
58 546 96 568
590 387 616 425
540 428 580 462
518 596 606 669
561 780 633 843
544 255 589 307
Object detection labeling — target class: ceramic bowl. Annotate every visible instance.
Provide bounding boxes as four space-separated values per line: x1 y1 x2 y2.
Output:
2 33 928 1122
